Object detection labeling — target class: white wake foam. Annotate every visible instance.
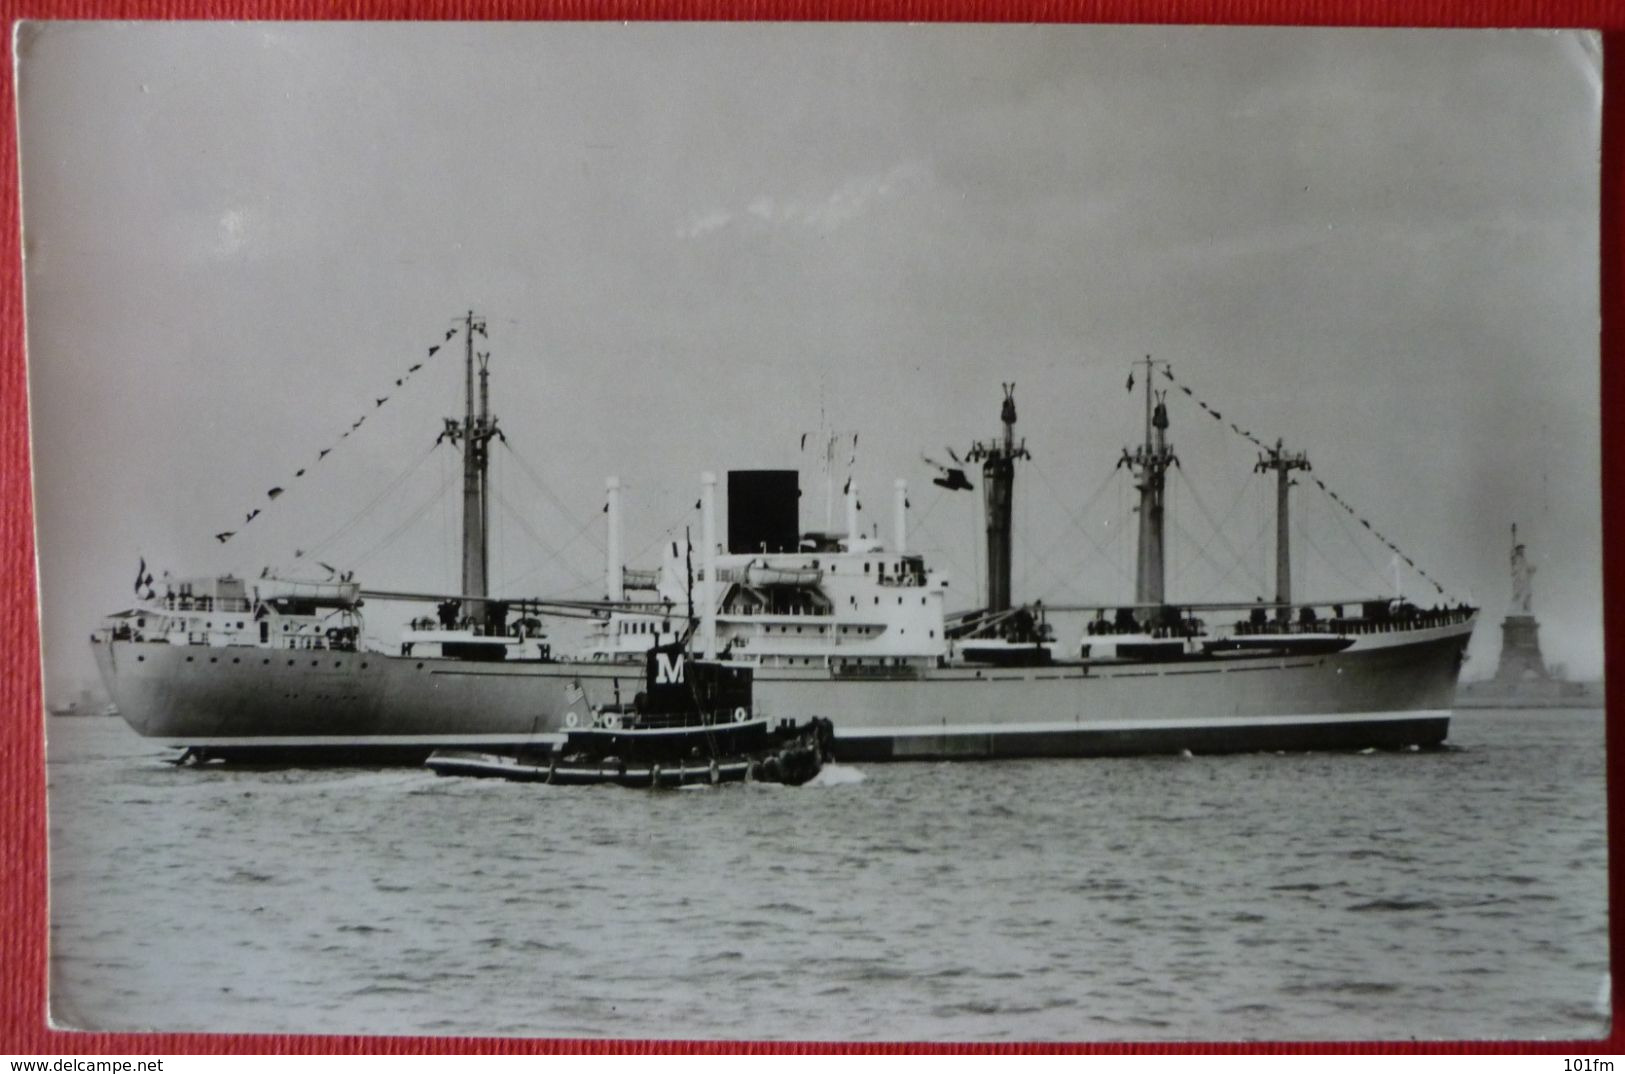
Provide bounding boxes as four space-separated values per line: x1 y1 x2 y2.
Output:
807 763 866 787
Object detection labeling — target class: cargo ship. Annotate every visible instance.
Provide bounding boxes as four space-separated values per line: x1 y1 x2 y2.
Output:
92 313 1477 763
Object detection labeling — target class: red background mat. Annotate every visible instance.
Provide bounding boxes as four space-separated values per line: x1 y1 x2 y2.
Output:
0 2 1619 1055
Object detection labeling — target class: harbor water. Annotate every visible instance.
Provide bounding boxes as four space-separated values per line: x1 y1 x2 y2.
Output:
46 708 1609 1042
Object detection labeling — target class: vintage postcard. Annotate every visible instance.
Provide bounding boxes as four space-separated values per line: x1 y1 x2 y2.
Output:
20 23 1605 1040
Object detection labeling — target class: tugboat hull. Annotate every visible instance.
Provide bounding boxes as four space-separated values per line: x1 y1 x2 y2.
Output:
424 717 832 787
426 753 778 787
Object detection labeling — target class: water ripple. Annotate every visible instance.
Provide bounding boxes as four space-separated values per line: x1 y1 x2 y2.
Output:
43 709 1610 1041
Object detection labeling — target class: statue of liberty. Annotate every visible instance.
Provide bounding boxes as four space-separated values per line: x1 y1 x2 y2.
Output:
1510 524 1535 616
1491 522 1550 685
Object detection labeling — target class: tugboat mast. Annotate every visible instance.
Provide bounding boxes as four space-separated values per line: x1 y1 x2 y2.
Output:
1121 357 1176 612
966 384 1028 614
442 311 500 625
1255 438 1311 608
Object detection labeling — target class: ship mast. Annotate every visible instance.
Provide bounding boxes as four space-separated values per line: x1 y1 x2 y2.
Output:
441 311 499 626
1254 438 1311 609
1121 357 1176 613
965 384 1028 614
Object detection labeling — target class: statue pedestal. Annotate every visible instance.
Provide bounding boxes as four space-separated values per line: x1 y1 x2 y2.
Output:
1493 614 1549 683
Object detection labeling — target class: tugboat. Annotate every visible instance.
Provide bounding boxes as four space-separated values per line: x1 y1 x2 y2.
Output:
425 639 835 787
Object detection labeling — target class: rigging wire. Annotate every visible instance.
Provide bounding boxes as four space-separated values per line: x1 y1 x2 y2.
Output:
970 477 982 604
1311 480 1391 593
1115 462 1125 577
211 320 460 547
1160 364 1451 597
1020 460 1032 598
1168 466 1268 597
439 445 451 592
1294 496 1304 599
1294 509 1370 596
622 514 691 572
1021 499 1125 591
490 443 501 589
908 511 973 601
296 442 442 565
492 489 594 589
1164 466 1180 593
498 437 605 554
496 508 604 593
1010 528 1092 601
348 464 458 573
1192 506 1275 602
1164 508 1255 600
1255 465 1265 595
1028 461 1132 584
912 487 949 529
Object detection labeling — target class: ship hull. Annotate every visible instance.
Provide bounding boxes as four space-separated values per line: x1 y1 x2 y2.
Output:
92 618 1472 763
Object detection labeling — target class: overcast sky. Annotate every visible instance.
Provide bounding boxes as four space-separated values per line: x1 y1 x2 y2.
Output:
19 23 1603 694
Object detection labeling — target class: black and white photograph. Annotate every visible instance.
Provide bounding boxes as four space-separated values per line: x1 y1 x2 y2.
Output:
20 22 1606 1040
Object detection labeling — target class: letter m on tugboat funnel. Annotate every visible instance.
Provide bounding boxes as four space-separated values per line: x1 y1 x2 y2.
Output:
646 641 694 713
654 650 685 685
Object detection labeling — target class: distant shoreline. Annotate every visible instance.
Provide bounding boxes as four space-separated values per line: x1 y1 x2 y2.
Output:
1454 679 1605 710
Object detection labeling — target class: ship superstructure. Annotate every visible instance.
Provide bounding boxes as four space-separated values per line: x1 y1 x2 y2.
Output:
93 314 1477 763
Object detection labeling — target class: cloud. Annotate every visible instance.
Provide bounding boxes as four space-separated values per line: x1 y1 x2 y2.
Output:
217 207 252 256
677 162 931 239
675 208 733 239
